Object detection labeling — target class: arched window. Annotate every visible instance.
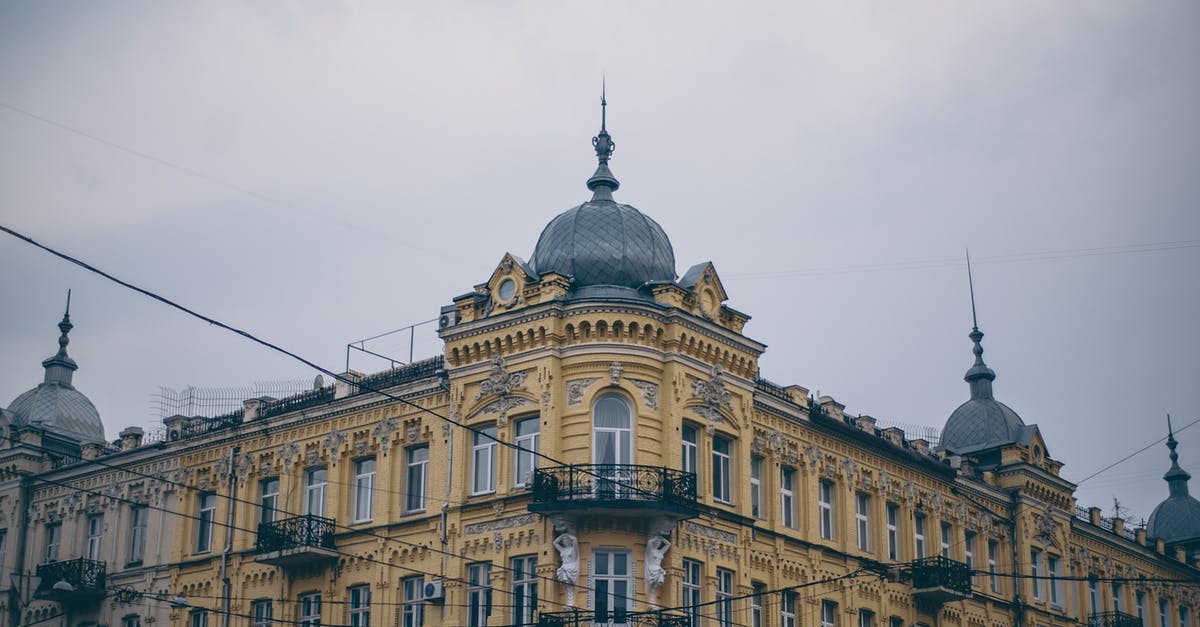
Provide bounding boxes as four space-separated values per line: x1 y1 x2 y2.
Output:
593 394 632 466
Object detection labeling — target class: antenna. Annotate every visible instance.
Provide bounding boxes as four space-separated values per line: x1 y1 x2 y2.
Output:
65 288 72 315
966 249 978 331
601 74 607 132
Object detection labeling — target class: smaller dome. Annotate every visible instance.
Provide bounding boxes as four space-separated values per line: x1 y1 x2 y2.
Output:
1146 422 1200 545
939 327 1028 455
531 200 676 291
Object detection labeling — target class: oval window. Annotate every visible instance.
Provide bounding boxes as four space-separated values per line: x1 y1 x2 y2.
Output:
498 278 516 301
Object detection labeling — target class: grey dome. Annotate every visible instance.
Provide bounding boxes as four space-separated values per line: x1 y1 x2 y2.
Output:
531 199 676 290
1146 425 1200 545
939 327 1027 455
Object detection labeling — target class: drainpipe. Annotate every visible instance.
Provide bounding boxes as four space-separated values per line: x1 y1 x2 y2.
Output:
439 370 454 578
1010 491 1024 627
9 474 31 627
221 446 239 627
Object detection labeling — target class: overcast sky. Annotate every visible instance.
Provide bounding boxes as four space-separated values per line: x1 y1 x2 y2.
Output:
2 2 1197 522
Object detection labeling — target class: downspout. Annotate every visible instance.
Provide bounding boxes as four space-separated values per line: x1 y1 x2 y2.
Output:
439 371 454 578
9 474 31 627
1010 490 1024 627
221 446 239 627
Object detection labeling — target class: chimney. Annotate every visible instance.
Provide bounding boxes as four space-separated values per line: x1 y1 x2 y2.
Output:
882 427 905 447
243 398 264 421
855 415 877 434
335 370 364 399
1088 507 1102 526
1135 528 1146 545
119 426 144 451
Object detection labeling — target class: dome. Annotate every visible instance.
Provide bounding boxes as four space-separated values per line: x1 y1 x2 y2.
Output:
939 327 1027 455
1146 423 1200 545
531 200 676 290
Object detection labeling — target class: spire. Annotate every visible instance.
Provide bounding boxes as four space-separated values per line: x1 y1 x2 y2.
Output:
1164 414 1192 498
963 251 995 399
587 77 620 200
41 290 78 386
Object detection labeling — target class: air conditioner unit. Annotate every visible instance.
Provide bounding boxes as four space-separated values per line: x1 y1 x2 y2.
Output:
422 580 445 603
438 305 459 330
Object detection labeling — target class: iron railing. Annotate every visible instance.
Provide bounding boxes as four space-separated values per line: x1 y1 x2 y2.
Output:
258 386 336 420
353 356 444 394
530 464 697 509
1089 611 1143 627
255 514 335 554
538 609 690 627
910 556 972 597
35 557 106 596
178 410 244 439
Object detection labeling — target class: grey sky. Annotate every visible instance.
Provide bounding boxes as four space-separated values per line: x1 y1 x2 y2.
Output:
2 2 1197 522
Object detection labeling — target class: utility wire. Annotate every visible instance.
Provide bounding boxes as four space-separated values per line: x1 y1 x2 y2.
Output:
1073 416 1200 486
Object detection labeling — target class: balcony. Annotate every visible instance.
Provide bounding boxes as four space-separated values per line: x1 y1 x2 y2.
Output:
1089 612 1143 627
34 558 107 604
529 464 697 520
909 556 972 603
254 514 338 567
538 609 690 627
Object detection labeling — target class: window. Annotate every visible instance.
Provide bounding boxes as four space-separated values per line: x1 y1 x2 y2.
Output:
252 600 272 627
1136 591 1145 622
964 531 976 586
305 468 328 516
750 456 764 518
260 478 279 524
988 540 999 593
472 426 498 494
914 513 927 558
858 609 875 627
683 559 702 627
512 555 538 626
712 436 733 503
1048 555 1062 607
682 424 699 490
1182 606 1191 627
1030 549 1043 601
467 562 492 627
886 503 900 561
889 618 904 627
594 550 632 624
122 615 141 627
855 492 871 552
129 506 148 564
781 591 797 627
0 530 7 574
1089 579 1099 613
352 459 376 522
717 568 735 627
45 523 61 562
1112 582 1123 613
196 494 216 553
189 610 209 627
940 522 952 558
780 468 796 528
402 576 424 627
406 445 429 512
87 514 104 560
751 582 765 627
514 417 540 487
819 481 835 540
299 592 321 627
348 585 371 627
594 396 633 496
1160 599 1169 627
821 600 838 627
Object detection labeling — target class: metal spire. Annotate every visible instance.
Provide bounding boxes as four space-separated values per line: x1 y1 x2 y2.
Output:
967 249 979 331
1164 413 1192 496
962 250 995 399
1167 414 1180 469
587 78 620 198
601 75 607 132
56 288 73 358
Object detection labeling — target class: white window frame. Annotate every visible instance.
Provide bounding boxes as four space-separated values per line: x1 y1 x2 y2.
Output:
682 424 699 491
886 503 899 561
751 582 765 627
467 562 492 627
252 600 272 627
855 492 871 552
940 522 952 558
472 426 498 495
122 615 141 627
1089 579 1099 613
45 523 61 563
513 416 540 488
1136 590 1146 622
401 576 424 627
712 436 732 503
750 455 764 518
964 531 976 587
406 445 429 512
190 610 209 627
87 514 104 561
1112 582 1123 613
914 513 927 558
196 494 215 553
683 559 702 627
780 468 796 528
781 592 797 627
858 609 874 627
821 600 838 627
511 555 537 626
1159 599 1169 627
988 540 999 593
129 506 148 564
353 458 376 523
304 467 327 517
593 550 633 624
717 568 734 627
260 478 279 524
1031 549 1043 601
1048 554 1062 608
298 592 320 627
818 480 834 540
348 584 371 627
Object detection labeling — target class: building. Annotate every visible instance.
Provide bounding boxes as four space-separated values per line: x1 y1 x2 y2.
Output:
3 104 1198 627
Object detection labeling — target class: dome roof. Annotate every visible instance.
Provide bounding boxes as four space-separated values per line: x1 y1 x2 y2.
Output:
6 304 107 444
531 200 676 290
939 327 1028 455
1146 421 1200 545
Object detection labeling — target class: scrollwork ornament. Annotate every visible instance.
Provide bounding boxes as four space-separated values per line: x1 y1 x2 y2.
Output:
476 356 527 399
566 378 599 405
321 428 348 464
278 440 301 467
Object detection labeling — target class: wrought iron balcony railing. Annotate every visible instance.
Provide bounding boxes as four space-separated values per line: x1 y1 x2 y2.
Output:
1089 611 1143 627
34 557 107 601
909 556 972 602
529 464 697 517
255 514 335 554
538 609 690 627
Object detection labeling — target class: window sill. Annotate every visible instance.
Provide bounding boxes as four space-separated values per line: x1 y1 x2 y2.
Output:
469 490 496 498
405 508 427 515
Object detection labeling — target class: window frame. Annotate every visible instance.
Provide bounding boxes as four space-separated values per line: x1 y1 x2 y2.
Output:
914 513 927 558
196 494 216 553
348 584 371 627
940 522 952 558
86 513 104 561
818 480 835 540
260 477 280 525
128 505 148 565
592 549 633 624
44 523 61 563
750 455 764 519
298 592 321 627
682 558 702 627
821 600 838 627
471 425 498 495
353 458 376 523
1030 549 1043 601
711 435 733 504
988 540 1000 593
189 610 209 627
682 424 699 492
252 599 272 627
304 467 328 517
780 467 796 528
467 562 492 627
716 568 734 627
750 582 765 627
406 445 429 512
1048 554 1062 608
511 555 538 626
781 591 797 627
855 492 871 552
401 576 424 627
886 503 900 561
513 416 540 488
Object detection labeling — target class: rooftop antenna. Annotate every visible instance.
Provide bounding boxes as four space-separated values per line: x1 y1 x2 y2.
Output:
65 288 72 316
966 249 979 331
601 74 607 132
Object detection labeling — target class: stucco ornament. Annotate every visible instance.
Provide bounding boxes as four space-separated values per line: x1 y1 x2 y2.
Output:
609 361 623 385
566 378 599 406
1034 506 1060 547
278 440 300 467
767 430 788 458
553 521 580 606
630 379 659 410
479 396 532 427
691 363 732 431
476 355 527 400
373 417 400 452
645 527 672 607
322 428 348 464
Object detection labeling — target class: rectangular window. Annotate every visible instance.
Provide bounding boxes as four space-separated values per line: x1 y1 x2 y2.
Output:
963 532 976 589
682 424 699 493
886 503 900 561
1030 549 1043 601
889 618 904 627
780 468 796 528
406 445 429 512
1182 606 1191 627
717 568 734 627
914 513 927 558
1160 599 1169 627
467 562 492 627
781 591 797 627
299 592 321 627
353 459 376 523
1089 579 1099 613
1112 582 1123 613
122 615 141 627
988 540 999 593
858 609 874 627
260 478 279 524
401 576 424 627
855 492 871 552
87 514 104 561
512 555 538 626
751 582 765 627
683 559 702 627
0 530 6 575
594 550 632 624
821 600 838 627
940 522 952 558
712 436 733 503
1136 591 1145 622
305 468 327 517
819 480 834 540
196 493 216 553
472 426 497 494
45 523 61 563
190 610 208 627
348 585 370 627
750 456 764 518
252 600 272 627
1048 555 1062 607
129 506 148 564
514 417 540 487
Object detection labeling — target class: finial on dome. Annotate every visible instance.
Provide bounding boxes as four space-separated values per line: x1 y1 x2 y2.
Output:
962 252 995 399
41 291 79 386
56 289 73 357
587 77 620 199
1164 414 1192 497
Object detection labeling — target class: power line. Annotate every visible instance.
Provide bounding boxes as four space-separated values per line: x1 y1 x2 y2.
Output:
1074 416 1200 485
